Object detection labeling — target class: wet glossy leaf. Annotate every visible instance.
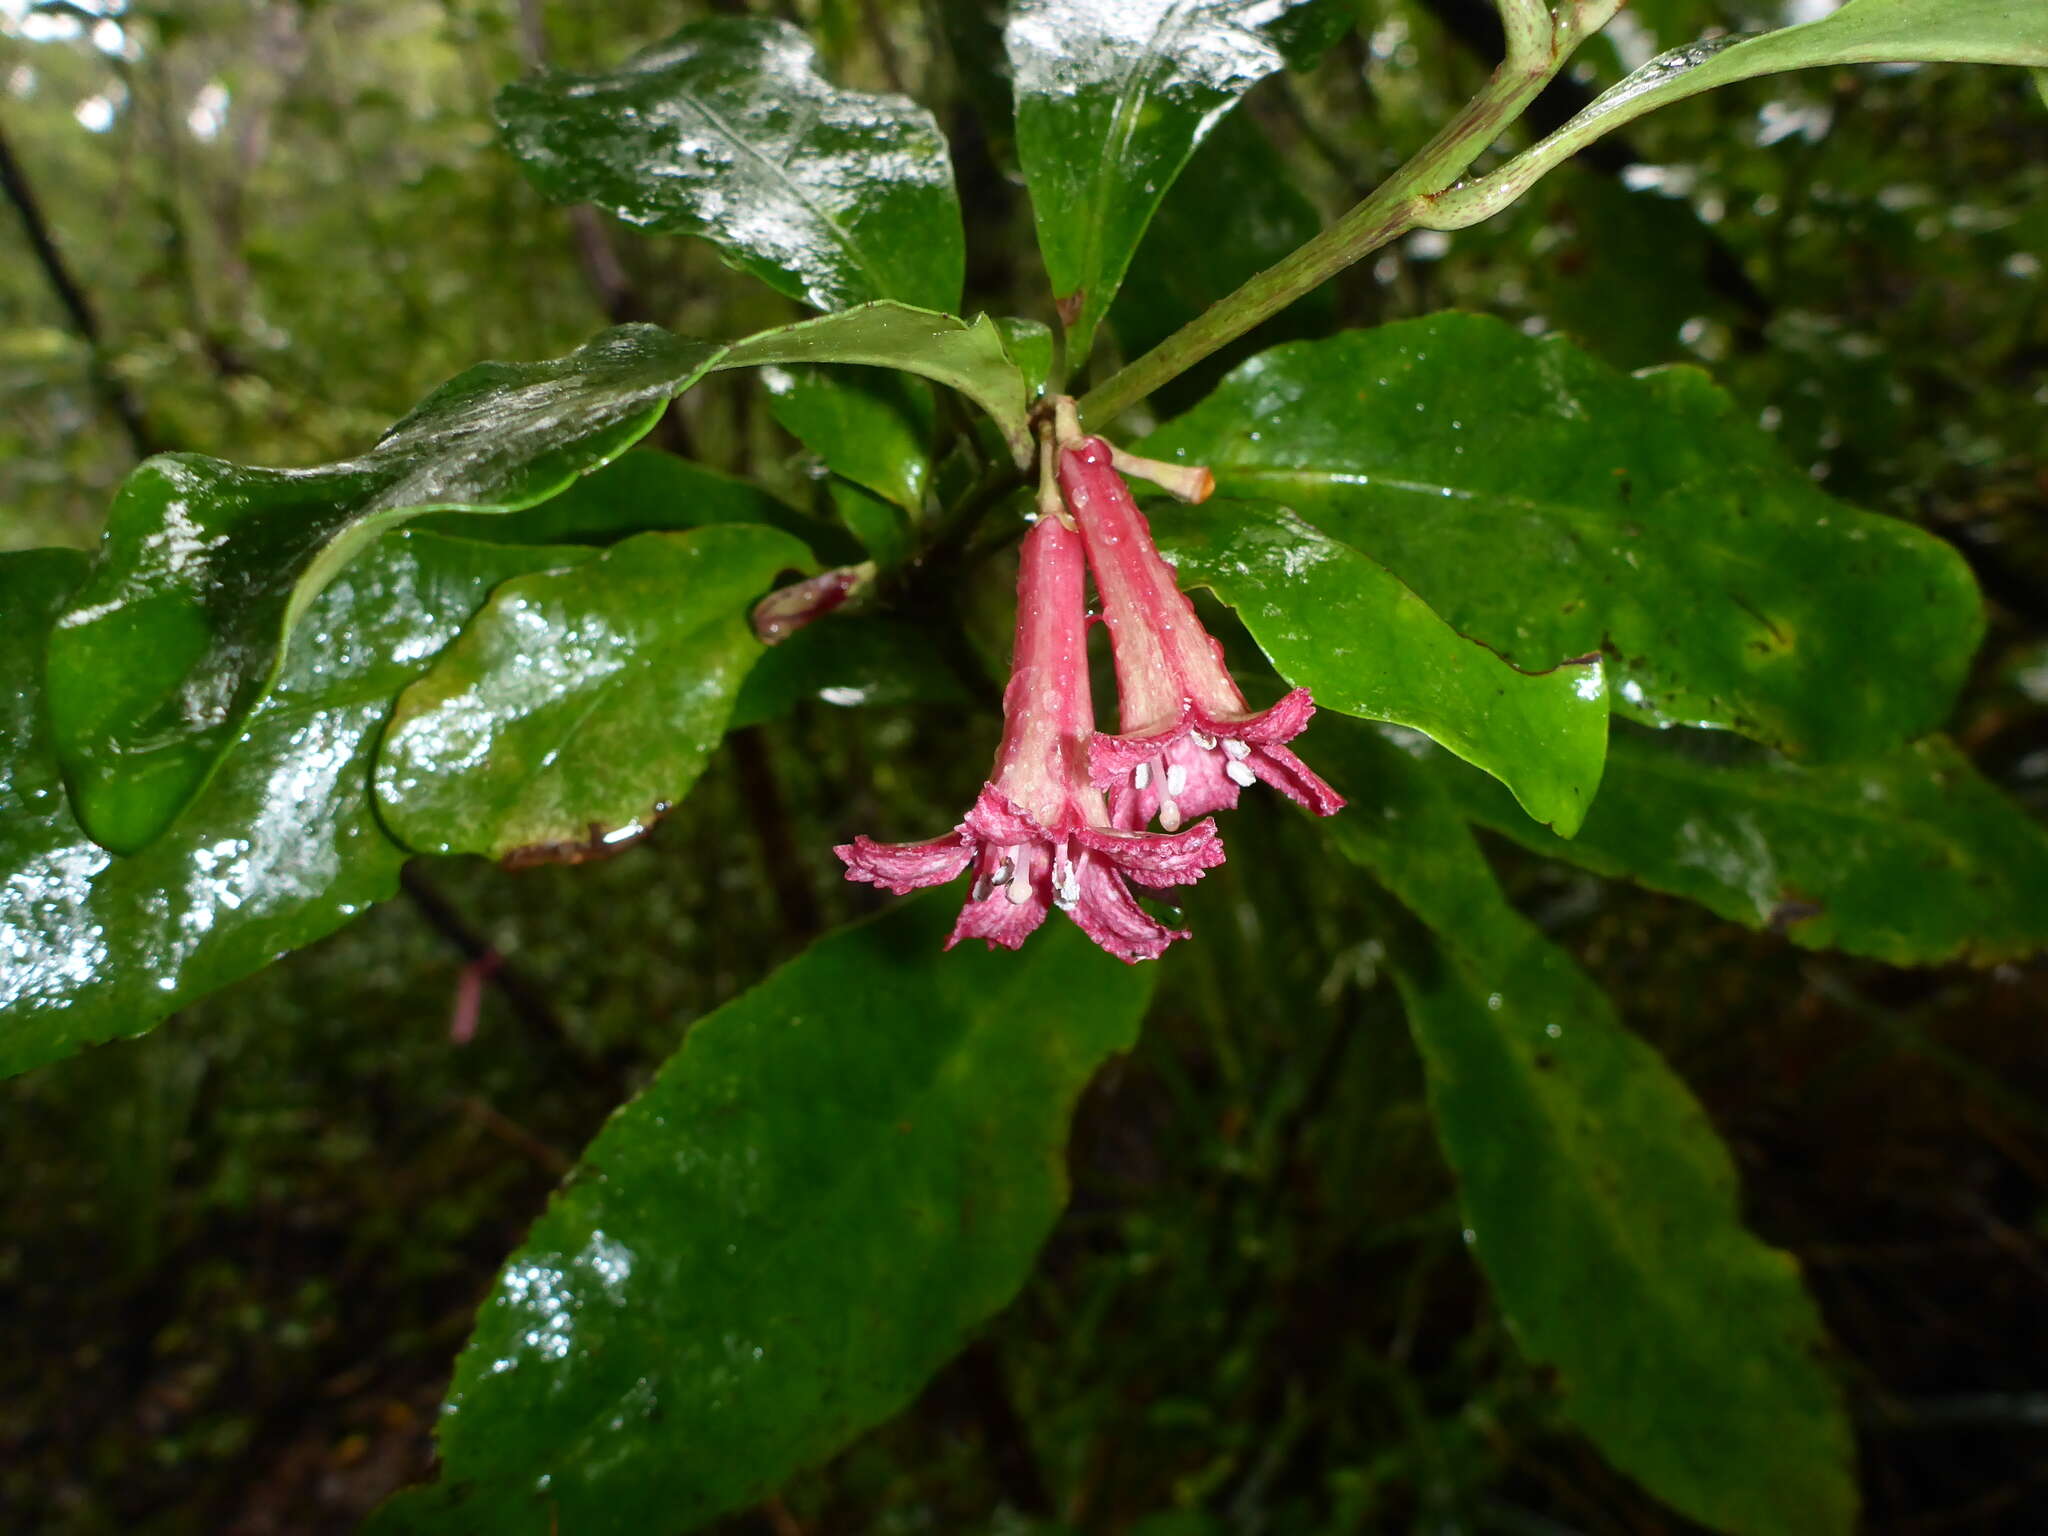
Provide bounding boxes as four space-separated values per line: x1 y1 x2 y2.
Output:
1446 724 2048 967
724 304 1035 467
1155 499 1608 835
728 615 978 730
375 526 809 861
1006 0 1320 362
497 17 963 313
1139 314 1983 761
827 479 916 568
1317 719 1858 1536
53 306 1027 859
761 365 934 513
371 893 1153 1533
46 326 724 856
995 316 1055 397
1434 0 2048 227
0 534 588 1081
417 448 858 562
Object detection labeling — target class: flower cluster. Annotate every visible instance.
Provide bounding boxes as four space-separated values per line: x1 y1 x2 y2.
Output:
835 405 1342 963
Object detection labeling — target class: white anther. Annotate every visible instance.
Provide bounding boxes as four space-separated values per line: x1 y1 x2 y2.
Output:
1226 759 1257 788
1133 763 1150 790
1222 737 1250 760
972 875 992 903
1190 730 1217 751
1055 866 1080 911
1158 798 1183 832
1165 763 1188 797
1006 876 1033 905
991 856 1013 886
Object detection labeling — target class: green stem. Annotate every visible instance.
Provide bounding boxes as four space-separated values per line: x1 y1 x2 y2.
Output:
1077 4 1611 426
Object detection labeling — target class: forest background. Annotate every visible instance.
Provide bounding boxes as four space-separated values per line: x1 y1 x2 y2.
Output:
4 0 2048 1532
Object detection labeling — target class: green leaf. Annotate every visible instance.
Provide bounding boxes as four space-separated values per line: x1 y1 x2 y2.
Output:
1317 719 1858 1536
1138 314 1983 761
496 17 964 313
46 325 724 856
52 305 1026 859
826 479 916 568
374 526 808 861
371 893 1153 1534
724 303 1035 468
1006 0 1318 362
1155 499 1609 836
727 614 978 730
994 316 1055 397
1429 0 2048 229
1 534 588 1081
1445 724 2048 967
761 365 934 513
417 448 860 563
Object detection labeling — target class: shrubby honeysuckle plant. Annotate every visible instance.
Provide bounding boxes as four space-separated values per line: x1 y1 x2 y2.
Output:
6 3 2047 1535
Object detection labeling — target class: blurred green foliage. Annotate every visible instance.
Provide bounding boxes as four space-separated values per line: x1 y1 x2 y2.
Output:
4 1 2048 1532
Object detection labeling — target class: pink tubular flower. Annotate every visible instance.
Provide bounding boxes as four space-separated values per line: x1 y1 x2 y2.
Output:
834 511 1224 963
1057 435 1345 833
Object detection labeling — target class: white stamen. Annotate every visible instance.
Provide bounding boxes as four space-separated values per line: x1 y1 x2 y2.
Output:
972 875 992 903
1158 798 1183 832
1191 730 1217 751
1226 759 1257 788
1222 737 1250 760
1006 876 1033 905
1165 763 1187 797
1133 762 1150 790
991 856 1013 886
1055 865 1080 911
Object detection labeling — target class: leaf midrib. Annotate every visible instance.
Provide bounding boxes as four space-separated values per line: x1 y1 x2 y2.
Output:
1212 465 1806 580
667 80 896 306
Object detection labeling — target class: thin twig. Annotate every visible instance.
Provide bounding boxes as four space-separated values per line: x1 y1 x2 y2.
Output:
727 725 825 942
399 863 617 1092
0 113 159 458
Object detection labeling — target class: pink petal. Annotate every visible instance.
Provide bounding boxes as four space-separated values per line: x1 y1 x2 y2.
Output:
1104 733 1241 831
1209 687 1317 746
836 830 974 894
1076 817 1226 889
1089 720 1186 788
962 784 1045 846
948 844 1051 951
1068 853 1189 964
1247 740 1346 816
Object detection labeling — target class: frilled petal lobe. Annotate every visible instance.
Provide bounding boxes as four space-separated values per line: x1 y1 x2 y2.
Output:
835 830 974 895
961 784 1043 846
948 851 1051 951
1069 854 1188 963
1227 686 1318 745
1074 820 1224 890
1243 738 1346 816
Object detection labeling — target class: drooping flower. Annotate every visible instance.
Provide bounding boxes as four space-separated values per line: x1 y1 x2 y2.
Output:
1056 432 1345 832
835 510 1224 962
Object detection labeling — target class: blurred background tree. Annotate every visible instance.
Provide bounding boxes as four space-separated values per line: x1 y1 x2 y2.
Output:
3 1 2047 1531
